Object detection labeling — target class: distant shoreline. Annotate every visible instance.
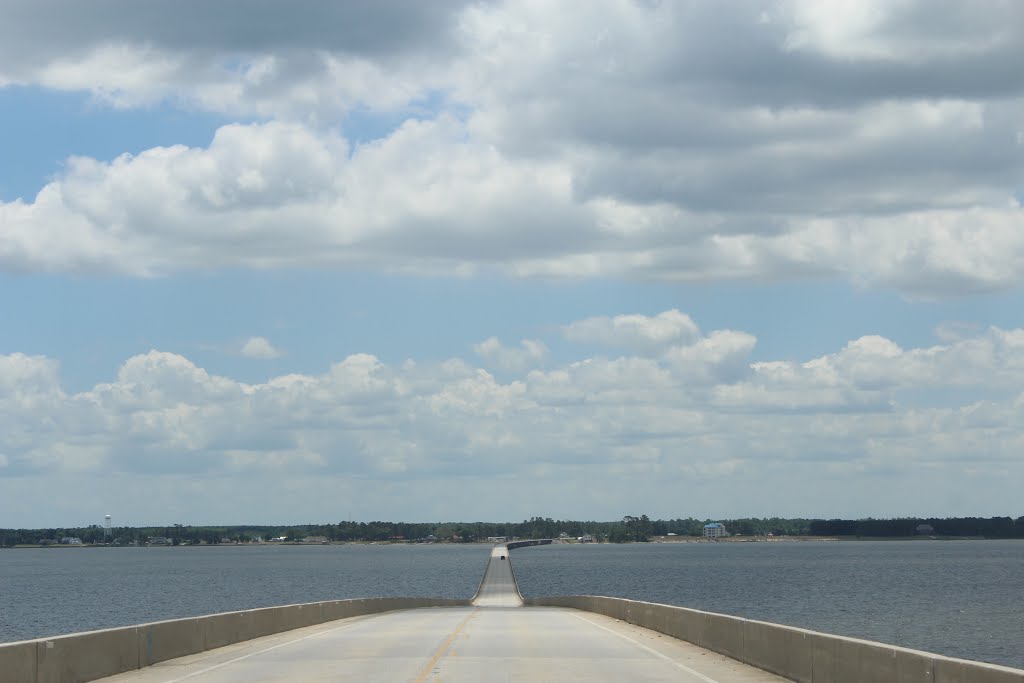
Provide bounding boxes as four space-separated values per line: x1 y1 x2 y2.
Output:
651 536 1007 543
4 535 1014 549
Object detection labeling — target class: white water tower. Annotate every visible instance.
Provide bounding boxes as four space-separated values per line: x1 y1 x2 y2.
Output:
104 515 112 542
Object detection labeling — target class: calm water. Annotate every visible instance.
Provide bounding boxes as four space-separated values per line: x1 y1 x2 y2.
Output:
0 544 488 643
513 540 1024 669
1 540 1022 669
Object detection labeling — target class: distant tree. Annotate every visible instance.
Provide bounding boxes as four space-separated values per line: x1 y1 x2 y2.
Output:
620 515 651 542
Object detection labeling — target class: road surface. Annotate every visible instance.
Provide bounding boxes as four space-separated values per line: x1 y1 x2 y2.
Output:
471 545 523 607
102 606 788 683
100 545 788 682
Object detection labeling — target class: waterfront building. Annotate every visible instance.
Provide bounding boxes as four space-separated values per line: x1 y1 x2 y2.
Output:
703 523 727 538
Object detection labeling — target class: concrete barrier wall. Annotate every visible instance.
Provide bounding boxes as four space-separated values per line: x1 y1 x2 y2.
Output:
0 641 35 682
0 597 469 683
525 595 1024 683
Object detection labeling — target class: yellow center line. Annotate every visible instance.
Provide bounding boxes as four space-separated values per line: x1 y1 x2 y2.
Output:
413 608 478 683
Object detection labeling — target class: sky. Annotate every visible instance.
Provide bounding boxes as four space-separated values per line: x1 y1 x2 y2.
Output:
2 0 1024 527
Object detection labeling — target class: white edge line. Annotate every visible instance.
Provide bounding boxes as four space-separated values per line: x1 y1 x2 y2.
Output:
569 611 722 683
162 612 387 683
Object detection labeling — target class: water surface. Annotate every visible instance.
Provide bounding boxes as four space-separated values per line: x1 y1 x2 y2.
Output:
0 544 487 642
2 540 1021 669
513 540 1024 669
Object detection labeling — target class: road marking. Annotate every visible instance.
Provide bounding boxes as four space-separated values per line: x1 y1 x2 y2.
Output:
161 613 386 683
413 609 478 683
569 612 722 683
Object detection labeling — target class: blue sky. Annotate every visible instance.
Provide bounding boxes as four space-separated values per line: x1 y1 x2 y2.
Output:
7 264 1021 397
0 87 233 202
2 1 1024 527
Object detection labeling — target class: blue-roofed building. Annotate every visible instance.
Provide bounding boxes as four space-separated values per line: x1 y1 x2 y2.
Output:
703 523 727 539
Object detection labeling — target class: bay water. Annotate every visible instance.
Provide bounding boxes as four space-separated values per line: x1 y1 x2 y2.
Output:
1 539 1021 669
513 540 1024 669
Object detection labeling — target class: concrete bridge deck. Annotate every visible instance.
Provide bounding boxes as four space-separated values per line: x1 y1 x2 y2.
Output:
99 605 785 683
97 544 786 682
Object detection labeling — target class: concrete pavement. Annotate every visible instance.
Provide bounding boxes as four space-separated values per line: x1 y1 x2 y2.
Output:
99 605 789 682
470 545 523 607
96 544 788 682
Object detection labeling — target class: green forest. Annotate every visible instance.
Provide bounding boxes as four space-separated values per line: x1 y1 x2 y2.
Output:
2 515 1023 547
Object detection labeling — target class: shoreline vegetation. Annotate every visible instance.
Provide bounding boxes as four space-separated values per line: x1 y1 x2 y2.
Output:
6 536 1011 549
2 515 1022 548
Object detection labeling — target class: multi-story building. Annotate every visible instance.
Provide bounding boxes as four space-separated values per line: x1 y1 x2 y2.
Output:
703 523 727 539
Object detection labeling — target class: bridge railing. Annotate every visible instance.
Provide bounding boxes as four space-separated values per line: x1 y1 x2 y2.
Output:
524 595 1024 683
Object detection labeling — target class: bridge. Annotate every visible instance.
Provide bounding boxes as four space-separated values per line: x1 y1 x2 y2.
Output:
1 541 1022 683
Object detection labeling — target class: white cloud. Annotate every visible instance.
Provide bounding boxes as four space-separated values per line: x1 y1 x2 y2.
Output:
0 118 585 276
241 337 283 360
473 337 547 373
7 309 1014 515
664 330 759 385
1 2 1024 295
781 0 1015 61
1 311 1023 523
713 326 1024 415
563 310 701 355
0 352 63 396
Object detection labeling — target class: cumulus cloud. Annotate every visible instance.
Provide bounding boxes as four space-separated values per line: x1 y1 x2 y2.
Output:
0 118 586 275
241 337 282 360
712 326 1024 415
2 1 1024 294
563 310 701 355
2 312 1022 503
4 310 1024 521
473 337 547 373
0 1 467 116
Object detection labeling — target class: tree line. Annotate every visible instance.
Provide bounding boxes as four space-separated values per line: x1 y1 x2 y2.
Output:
2 515 1022 547
808 516 1024 538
